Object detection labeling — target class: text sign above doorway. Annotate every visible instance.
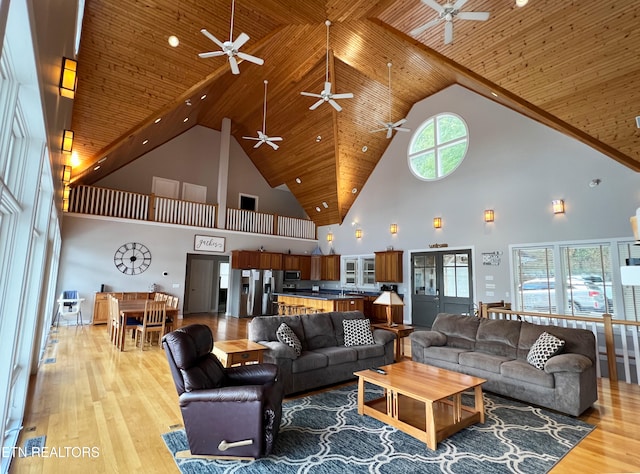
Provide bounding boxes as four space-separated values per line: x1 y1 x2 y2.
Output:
194 235 225 253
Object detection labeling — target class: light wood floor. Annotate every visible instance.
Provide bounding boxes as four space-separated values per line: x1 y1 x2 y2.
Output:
9 313 640 473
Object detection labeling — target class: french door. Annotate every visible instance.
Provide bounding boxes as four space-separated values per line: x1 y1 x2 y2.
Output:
411 249 473 328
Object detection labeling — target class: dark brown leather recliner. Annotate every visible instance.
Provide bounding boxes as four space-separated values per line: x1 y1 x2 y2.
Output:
162 324 283 458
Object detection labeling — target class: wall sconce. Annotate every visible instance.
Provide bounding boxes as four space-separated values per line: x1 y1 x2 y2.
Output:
327 232 333 243
62 165 72 183
355 228 363 239
62 130 74 154
433 217 442 229
59 57 78 99
390 223 398 235
484 209 495 222
552 199 565 214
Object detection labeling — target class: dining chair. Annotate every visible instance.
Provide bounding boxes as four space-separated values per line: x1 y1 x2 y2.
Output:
154 293 164 301
164 296 178 334
135 300 166 350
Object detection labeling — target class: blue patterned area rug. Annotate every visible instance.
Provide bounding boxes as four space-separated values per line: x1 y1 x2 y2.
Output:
161 385 593 474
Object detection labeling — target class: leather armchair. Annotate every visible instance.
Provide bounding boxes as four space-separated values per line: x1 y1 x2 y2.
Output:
162 324 283 458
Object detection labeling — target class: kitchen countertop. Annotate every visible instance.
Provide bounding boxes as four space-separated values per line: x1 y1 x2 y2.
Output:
273 291 365 301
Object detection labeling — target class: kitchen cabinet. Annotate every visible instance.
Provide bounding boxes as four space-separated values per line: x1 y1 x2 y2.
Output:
259 252 282 270
375 250 403 283
299 255 311 280
231 250 260 269
322 254 341 281
283 254 300 271
333 298 364 312
310 255 322 281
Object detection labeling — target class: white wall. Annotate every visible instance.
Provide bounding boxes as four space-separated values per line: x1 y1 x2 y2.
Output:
319 85 640 311
57 214 317 321
96 124 305 217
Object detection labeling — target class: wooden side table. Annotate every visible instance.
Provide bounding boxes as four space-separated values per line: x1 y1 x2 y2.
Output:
212 339 267 368
371 323 415 361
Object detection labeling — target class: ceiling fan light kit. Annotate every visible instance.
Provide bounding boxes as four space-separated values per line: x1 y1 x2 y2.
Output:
198 0 264 75
242 80 283 150
411 0 490 45
370 62 410 139
300 20 354 112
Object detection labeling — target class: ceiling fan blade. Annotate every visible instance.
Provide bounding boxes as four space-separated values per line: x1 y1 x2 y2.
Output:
421 0 445 13
332 92 353 100
323 82 332 95
253 141 263 148
237 51 264 65
300 91 322 98
328 99 343 112
395 127 411 133
266 141 279 150
267 136 283 141
370 127 388 133
392 118 407 127
444 21 453 44
229 56 240 74
198 51 225 59
410 17 442 37
457 11 490 21
232 32 250 50
200 29 224 48
386 128 393 139
309 98 324 110
452 0 469 10
242 136 260 141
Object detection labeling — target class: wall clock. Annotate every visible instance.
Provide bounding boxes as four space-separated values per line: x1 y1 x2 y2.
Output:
113 242 152 275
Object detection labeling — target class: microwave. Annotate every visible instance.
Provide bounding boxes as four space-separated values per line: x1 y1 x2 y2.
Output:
284 270 301 281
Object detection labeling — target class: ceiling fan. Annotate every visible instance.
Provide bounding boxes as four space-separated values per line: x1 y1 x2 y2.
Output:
198 0 264 75
300 20 353 112
242 80 283 150
410 0 490 45
370 62 411 139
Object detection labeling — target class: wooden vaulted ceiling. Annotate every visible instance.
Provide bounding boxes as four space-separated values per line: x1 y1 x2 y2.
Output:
69 0 640 226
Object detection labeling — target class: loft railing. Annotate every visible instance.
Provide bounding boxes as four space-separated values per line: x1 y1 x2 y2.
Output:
67 185 316 240
481 306 640 386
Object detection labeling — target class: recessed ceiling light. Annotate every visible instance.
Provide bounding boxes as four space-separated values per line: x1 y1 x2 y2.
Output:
295 177 302 184
200 94 207 100
362 146 368 152
315 136 322 142
352 188 358 194
315 207 321 212
98 157 107 163
185 99 192 106
183 117 189 123
142 139 149 145
93 165 101 171
636 116 640 128
154 117 162 124
491 91 498 97
322 201 328 208
168 35 179 47
515 0 528 6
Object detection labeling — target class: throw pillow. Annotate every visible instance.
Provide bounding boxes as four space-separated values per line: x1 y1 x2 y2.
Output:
276 323 302 356
343 319 375 347
527 331 565 370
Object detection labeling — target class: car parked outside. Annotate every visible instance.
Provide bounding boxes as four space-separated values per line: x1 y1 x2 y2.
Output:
519 277 606 314
576 275 614 313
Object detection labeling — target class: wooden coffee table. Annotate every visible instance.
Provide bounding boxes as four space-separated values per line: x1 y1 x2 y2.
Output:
354 360 486 450
212 339 267 368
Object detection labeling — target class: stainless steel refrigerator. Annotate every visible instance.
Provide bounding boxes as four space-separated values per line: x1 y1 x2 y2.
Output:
232 269 283 317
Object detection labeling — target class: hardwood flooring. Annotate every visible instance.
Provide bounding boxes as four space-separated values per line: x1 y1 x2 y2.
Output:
9 313 640 473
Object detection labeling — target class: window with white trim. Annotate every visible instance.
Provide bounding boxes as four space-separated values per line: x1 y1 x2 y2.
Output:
341 255 376 289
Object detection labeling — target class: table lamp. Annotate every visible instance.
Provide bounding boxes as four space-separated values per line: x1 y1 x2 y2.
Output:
373 291 404 327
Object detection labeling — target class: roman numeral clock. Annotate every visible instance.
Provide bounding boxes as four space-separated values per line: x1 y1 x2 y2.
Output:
113 242 152 275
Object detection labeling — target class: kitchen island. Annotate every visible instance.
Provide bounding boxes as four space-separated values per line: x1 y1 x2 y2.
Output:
274 292 364 313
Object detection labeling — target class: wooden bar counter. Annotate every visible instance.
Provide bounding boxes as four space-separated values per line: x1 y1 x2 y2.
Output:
274 292 364 313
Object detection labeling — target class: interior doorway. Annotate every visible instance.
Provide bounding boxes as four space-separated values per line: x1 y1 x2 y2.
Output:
411 248 474 328
184 254 229 314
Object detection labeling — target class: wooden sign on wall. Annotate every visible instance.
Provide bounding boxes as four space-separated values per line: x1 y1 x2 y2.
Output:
194 235 225 253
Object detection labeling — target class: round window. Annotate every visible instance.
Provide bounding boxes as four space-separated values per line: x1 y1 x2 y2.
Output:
407 113 468 181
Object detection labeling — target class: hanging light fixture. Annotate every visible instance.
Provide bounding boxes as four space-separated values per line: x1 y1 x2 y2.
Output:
59 57 78 99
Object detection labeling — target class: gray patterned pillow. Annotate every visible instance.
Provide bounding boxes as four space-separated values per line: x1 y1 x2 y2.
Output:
527 331 565 370
343 319 375 347
276 322 302 356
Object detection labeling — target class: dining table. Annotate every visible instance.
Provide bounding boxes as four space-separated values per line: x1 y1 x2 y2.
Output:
115 299 178 351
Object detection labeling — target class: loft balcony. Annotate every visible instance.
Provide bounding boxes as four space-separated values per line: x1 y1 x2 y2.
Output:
66 185 317 240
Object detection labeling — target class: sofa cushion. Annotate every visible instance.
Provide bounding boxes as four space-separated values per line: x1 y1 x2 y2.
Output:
527 331 565 370
475 318 521 358
501 359 555 389
432 313 480 350
314 346 358 365
276 323 302 356
343 319 375 346
331 311 367 346
291 351 328 374
249 315 304 344
301 313 337 350
423 346 470 364
459 351 511 374
352 343 385 360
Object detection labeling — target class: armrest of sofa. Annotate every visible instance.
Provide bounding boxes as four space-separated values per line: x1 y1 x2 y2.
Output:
258 340 298 360
372 329 395 346
544 353 592 374
410 330 447 348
